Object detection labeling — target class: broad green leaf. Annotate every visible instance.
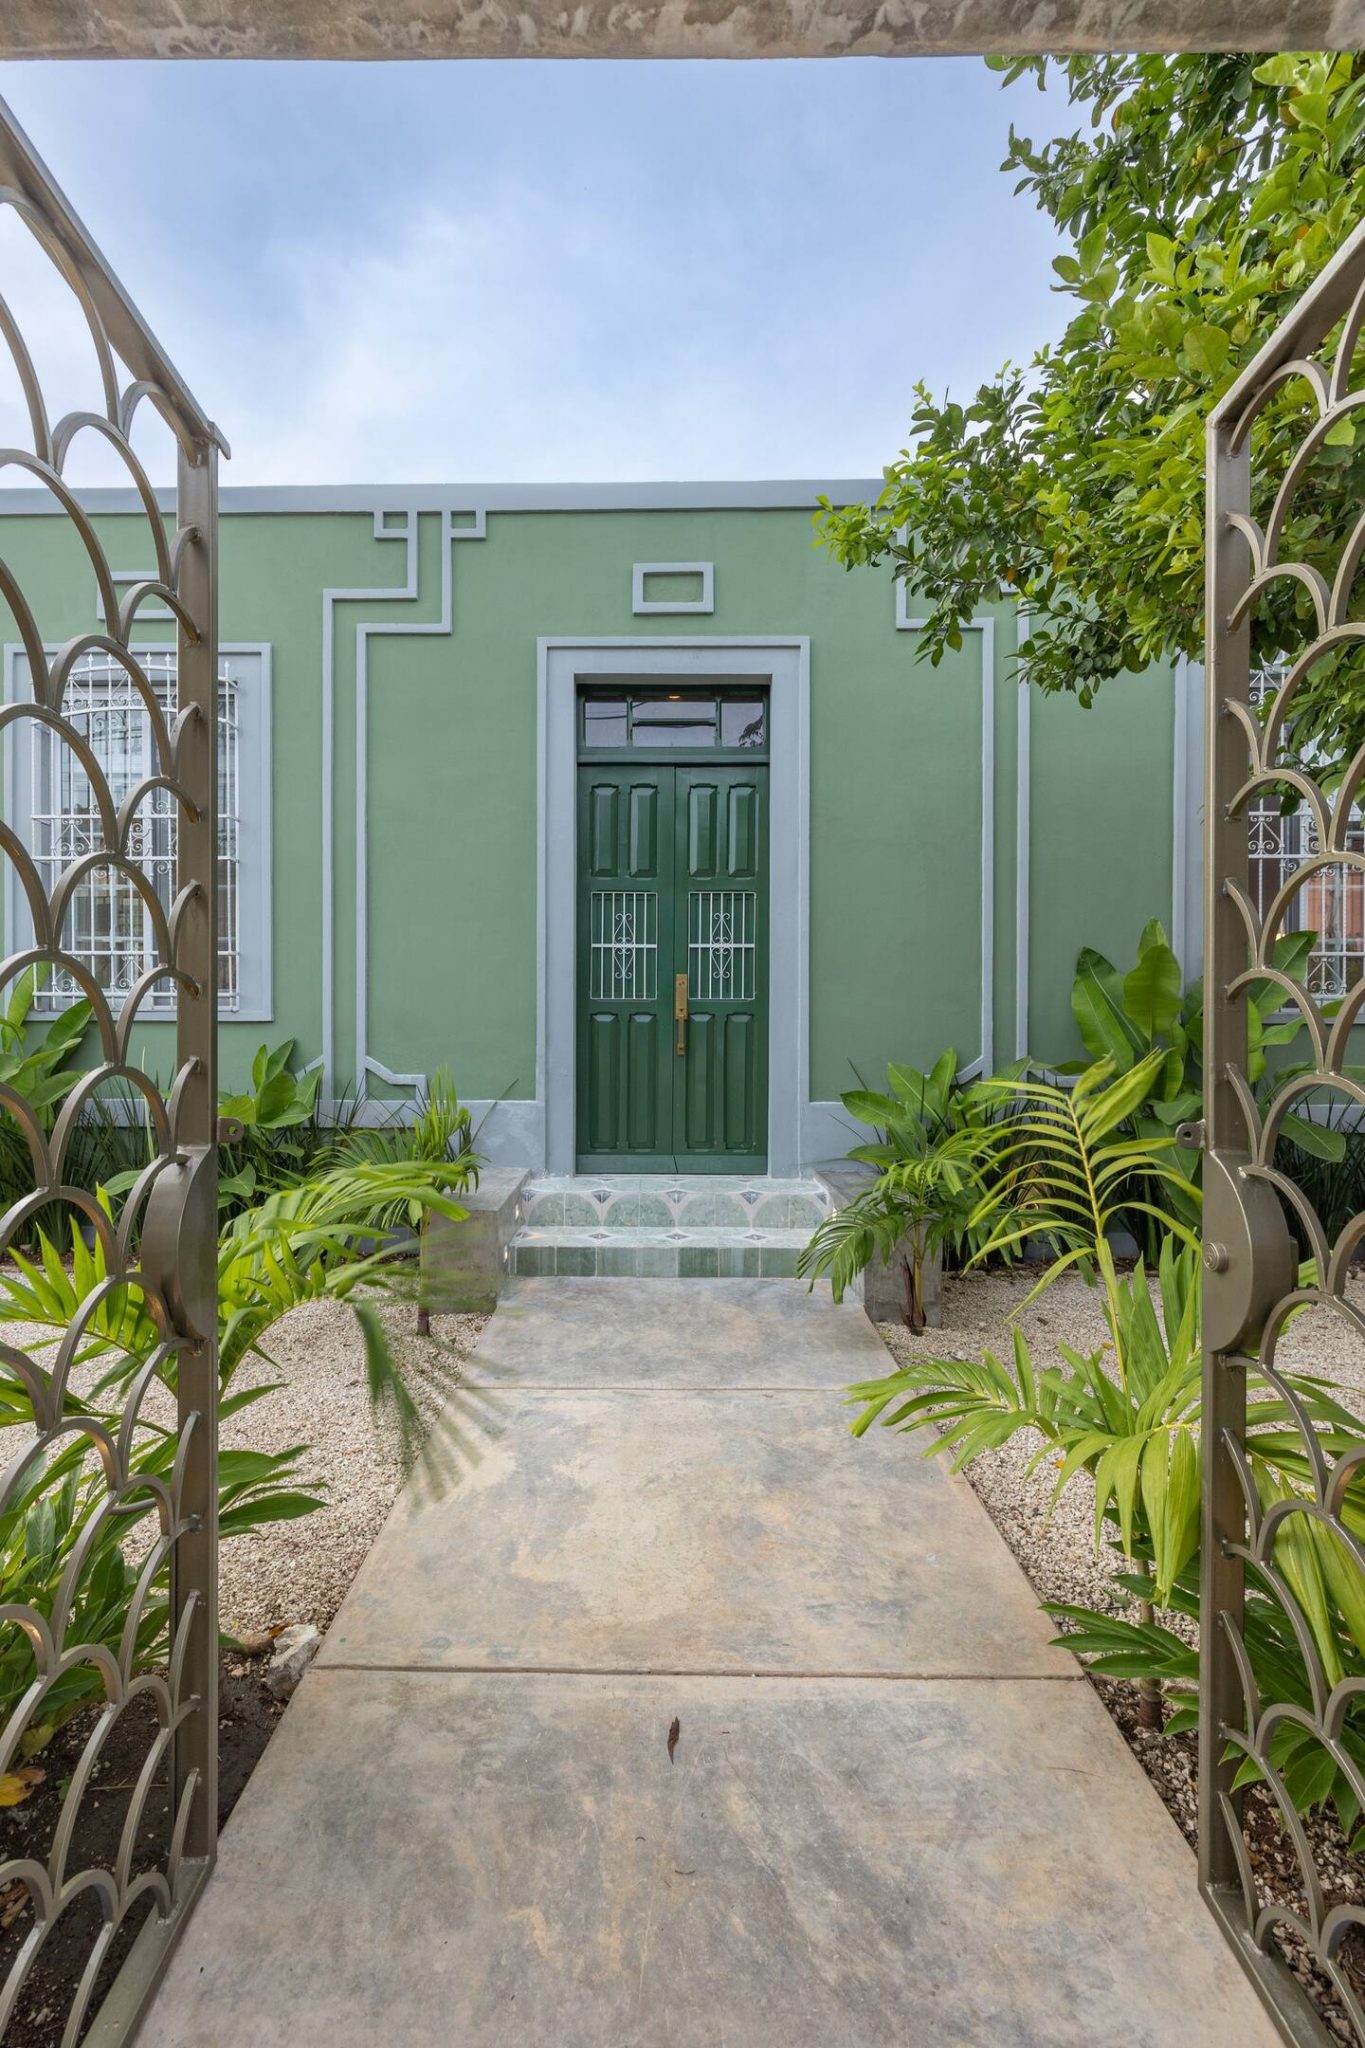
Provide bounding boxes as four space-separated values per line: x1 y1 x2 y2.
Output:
1122 939 1182 1041
1071 949 1144 1067
1280 1111 1347 1162
1182 322 1231 376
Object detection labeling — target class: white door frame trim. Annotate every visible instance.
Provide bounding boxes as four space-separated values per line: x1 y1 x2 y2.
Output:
537 636 810 1176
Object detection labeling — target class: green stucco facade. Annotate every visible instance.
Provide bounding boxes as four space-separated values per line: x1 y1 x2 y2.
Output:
0 484 1192 1167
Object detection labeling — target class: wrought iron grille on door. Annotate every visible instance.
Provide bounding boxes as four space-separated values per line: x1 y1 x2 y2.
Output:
1203 217 1365 2040
0 97 222 2044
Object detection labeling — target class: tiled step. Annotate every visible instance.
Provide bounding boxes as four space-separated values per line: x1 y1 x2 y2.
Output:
509 1174 832 1279
520 1174 830 1233
510 1225 813 1279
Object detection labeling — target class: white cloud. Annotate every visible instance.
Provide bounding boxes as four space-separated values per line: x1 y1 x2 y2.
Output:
0 59 1073 485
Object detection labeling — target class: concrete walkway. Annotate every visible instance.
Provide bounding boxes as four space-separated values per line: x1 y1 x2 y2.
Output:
140 1280 1276 2047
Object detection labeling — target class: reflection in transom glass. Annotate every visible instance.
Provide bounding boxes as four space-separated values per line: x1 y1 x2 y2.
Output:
582 697 628 747
580 689 767 752
721 698 765 748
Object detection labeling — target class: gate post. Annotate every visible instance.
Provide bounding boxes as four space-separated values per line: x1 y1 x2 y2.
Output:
1199 409 1255 1900
168 437 221 1867
1200 218 1365 2040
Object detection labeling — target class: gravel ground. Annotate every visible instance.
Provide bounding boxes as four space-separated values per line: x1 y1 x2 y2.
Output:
879 1269 1123 1616
878 1265 1365 1617
214 1301 489 1636
876 1264 1365 2042
7 1297 489 1639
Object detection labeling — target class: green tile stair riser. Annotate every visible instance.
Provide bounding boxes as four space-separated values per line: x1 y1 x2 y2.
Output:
512 1178 822 1276
676 1193 749 1227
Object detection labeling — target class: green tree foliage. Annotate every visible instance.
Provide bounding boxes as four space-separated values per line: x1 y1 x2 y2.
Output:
818 53 1365 750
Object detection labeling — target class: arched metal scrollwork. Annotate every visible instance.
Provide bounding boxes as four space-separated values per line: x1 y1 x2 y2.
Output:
0 94 222 2045
1205 217 1365 2042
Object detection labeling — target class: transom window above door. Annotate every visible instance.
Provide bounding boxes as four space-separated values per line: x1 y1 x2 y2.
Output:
580 689 767 755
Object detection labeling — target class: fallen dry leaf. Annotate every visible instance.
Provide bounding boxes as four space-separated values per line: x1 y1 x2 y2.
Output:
667 1717 680 1764
0 1881 29 1929
0 1766 45 1808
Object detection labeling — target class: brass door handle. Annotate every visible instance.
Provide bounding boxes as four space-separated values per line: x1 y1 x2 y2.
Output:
674 973 688 1055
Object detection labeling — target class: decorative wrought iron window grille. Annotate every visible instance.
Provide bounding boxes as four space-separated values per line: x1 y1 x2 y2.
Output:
688 890 757 1001
9 646 270 1016
589 889 658 1000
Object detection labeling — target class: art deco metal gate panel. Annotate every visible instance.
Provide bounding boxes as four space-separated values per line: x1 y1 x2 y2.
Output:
0 97 221 2043
1204 219 1365 2042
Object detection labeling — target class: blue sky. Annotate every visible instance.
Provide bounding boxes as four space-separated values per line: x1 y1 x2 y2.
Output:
0 59 1072 484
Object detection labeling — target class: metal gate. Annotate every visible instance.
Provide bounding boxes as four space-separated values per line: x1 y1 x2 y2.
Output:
0 97 221 2042
1204 219 1365 2040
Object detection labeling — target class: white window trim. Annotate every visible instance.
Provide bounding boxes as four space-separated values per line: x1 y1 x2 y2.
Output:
2 640 274 1024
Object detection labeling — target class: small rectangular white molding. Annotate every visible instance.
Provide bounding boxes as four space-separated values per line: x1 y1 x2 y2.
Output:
94 570 173 624
632 562 715 616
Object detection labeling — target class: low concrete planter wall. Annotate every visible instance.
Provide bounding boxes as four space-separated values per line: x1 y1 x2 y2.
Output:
813 1165 944 1329
419 1166 528 1314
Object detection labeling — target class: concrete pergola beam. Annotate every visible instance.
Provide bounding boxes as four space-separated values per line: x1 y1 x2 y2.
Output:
2 0 1362 61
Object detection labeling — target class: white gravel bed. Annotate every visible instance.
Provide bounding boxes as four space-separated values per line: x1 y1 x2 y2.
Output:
876 1264 1365 1623
5 1297 488 1641
875 1263 1365 2043
878 1268 1131 1618
215 1301 489 1637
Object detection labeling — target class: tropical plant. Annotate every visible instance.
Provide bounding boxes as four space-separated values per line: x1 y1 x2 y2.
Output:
848 1051 1195 1721
0 1146 482 1733
964 1050 1202 1299
216 1037 325 1209
0 968 95 1241
1050 1508 1365 1848
845 1044 1365 1792
328 1066 478 1232
797 1051 995 1329
1066 919 1337 1161
1276 1111 1365 1255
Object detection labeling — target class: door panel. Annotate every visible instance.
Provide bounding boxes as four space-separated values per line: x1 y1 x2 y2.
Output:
587 783 618 874
628 781 659 874
728 781 756 873
673 765 768 1169
577 755 768 1172
577 766 675 1168
687 779 718 875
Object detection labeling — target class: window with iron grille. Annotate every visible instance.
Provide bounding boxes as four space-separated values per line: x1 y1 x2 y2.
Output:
4 645 272 1019
1249 667 1365 999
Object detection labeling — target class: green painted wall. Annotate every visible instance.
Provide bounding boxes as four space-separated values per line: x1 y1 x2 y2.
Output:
0 494 1182 1112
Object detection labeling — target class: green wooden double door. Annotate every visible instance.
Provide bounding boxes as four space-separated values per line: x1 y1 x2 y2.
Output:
577 762 769 1172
